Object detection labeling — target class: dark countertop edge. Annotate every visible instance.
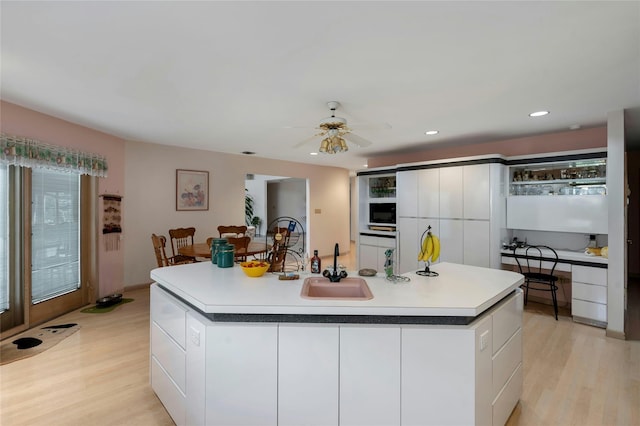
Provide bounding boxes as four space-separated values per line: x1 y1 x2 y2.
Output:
158 284 515 326
501 252 608 269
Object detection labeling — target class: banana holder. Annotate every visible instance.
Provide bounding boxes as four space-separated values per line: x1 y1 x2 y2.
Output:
416 226 439 277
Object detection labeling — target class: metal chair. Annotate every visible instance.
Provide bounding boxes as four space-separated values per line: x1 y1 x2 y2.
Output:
513 245 560 320
168 227 197 263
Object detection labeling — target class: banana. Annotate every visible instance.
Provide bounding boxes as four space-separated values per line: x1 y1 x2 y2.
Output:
420 232 434 262
418 231 440 263
430 234 441 263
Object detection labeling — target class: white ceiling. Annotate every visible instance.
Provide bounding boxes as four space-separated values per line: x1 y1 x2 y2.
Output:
2 1 639 171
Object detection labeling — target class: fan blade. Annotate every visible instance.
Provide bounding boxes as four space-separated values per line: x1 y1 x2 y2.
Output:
293 133 322 148
344 133 373 148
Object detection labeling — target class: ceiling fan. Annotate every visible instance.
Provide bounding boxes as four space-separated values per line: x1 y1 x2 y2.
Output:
294 101 375 154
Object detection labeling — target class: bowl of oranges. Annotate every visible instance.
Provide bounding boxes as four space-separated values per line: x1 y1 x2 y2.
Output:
240 260 270 277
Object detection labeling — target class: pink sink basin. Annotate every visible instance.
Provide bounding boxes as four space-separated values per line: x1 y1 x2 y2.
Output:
300 277 373 300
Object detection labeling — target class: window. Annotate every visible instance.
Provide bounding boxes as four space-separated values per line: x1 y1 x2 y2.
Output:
31 169 80 304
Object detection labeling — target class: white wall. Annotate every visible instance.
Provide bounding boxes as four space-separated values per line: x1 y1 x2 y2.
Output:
124 141 350 287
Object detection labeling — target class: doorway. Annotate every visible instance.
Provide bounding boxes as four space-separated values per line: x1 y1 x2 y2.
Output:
626 149 640 340
245 174 309 263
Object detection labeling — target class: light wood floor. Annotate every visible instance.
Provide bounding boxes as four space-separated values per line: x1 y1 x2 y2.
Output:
2 269 639 425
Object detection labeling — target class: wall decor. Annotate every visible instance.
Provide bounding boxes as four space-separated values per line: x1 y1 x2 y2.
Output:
176 169 209 211
100 194 122 251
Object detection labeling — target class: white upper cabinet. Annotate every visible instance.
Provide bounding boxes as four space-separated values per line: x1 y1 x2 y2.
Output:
396 170 418 217
439 166 464 219
418 168 440 218
463 164 491 220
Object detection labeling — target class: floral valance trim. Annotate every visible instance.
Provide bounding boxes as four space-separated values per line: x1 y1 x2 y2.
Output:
0 133 108 177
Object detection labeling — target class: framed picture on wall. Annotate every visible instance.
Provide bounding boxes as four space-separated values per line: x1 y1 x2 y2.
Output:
176 169 209 211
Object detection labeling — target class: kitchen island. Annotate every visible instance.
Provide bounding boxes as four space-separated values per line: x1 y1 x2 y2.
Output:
150 262 524 426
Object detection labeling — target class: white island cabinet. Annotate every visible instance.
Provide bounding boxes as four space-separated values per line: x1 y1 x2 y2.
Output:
150 261 523 426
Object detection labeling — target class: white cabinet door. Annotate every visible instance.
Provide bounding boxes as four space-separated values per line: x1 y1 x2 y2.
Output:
439 166 463 219
206 324 278 426
464 220 491 267
359 242 379 270
186 312 207 426
279 325 339 426
463 164 491 220
439 219 463 264
402 327 477 426
397 170 418 217
418 168 440 218
397 218 419 274
340 326 401 426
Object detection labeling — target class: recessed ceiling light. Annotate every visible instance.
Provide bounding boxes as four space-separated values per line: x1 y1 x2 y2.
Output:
569 124 581 130
310 152 318 156
529 111 549 117
425 130 439 135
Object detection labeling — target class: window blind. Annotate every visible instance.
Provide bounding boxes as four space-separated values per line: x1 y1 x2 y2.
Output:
31 168 80 304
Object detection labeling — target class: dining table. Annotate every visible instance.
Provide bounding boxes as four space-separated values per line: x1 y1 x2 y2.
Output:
178 241 269 259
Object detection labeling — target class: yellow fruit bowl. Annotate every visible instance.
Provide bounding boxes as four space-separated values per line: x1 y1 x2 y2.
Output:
240 261 270 277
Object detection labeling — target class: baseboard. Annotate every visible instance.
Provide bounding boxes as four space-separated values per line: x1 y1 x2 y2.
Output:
124 281 153 291
606 329 626 340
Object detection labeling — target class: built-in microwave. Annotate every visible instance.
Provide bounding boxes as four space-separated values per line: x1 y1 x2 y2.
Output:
369 203 396 224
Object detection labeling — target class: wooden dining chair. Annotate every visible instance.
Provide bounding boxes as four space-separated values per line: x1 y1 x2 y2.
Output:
217 225 248 239
168 227 197 263
151 234 196 267
226 236 251 262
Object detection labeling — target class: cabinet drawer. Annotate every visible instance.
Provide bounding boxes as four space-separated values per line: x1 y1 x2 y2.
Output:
152 322 186 392
151 285 187 348
501 255 571 273
572 282 607 304
360 235 396 248
151 356 186 425
492 328 522 400
572 265 607 286
492 290 522 355
492 363 522 426
572 299 607 323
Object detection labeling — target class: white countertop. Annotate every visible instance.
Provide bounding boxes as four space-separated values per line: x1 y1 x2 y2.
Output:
501 247 608 265
150 262 524 317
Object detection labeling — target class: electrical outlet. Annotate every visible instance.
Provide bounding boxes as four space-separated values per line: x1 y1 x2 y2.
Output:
480 330 490 351
190 327 200 346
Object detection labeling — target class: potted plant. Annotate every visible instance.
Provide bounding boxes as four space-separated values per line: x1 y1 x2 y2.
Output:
251 216 262 236
245 189 254 226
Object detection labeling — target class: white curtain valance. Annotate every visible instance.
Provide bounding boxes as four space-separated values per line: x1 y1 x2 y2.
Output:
0 133 108 177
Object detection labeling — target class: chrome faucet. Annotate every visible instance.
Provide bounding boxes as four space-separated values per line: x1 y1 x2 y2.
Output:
323 243 348 282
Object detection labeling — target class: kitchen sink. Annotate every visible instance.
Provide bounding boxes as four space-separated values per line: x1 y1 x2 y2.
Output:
300 277 373 300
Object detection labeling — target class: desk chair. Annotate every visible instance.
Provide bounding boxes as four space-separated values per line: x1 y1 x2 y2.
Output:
168 227 197 263
513 245 560 320
151 234 196 267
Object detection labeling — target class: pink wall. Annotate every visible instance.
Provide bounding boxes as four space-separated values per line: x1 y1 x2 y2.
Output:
367 127 607 168
1 101 126 296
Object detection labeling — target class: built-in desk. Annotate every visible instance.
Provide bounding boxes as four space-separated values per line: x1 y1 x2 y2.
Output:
501 248 608 327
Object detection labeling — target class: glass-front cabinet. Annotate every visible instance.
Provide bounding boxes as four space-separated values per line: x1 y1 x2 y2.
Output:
368 175 396 199
508 157 606 196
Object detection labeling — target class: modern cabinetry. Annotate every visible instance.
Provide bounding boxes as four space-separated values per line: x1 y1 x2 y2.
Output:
278 325 339 426
152 284 522 426
395 159 505 273
572 265 608 326
358 234 396 271
506 154 607 233
206 324 278 426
